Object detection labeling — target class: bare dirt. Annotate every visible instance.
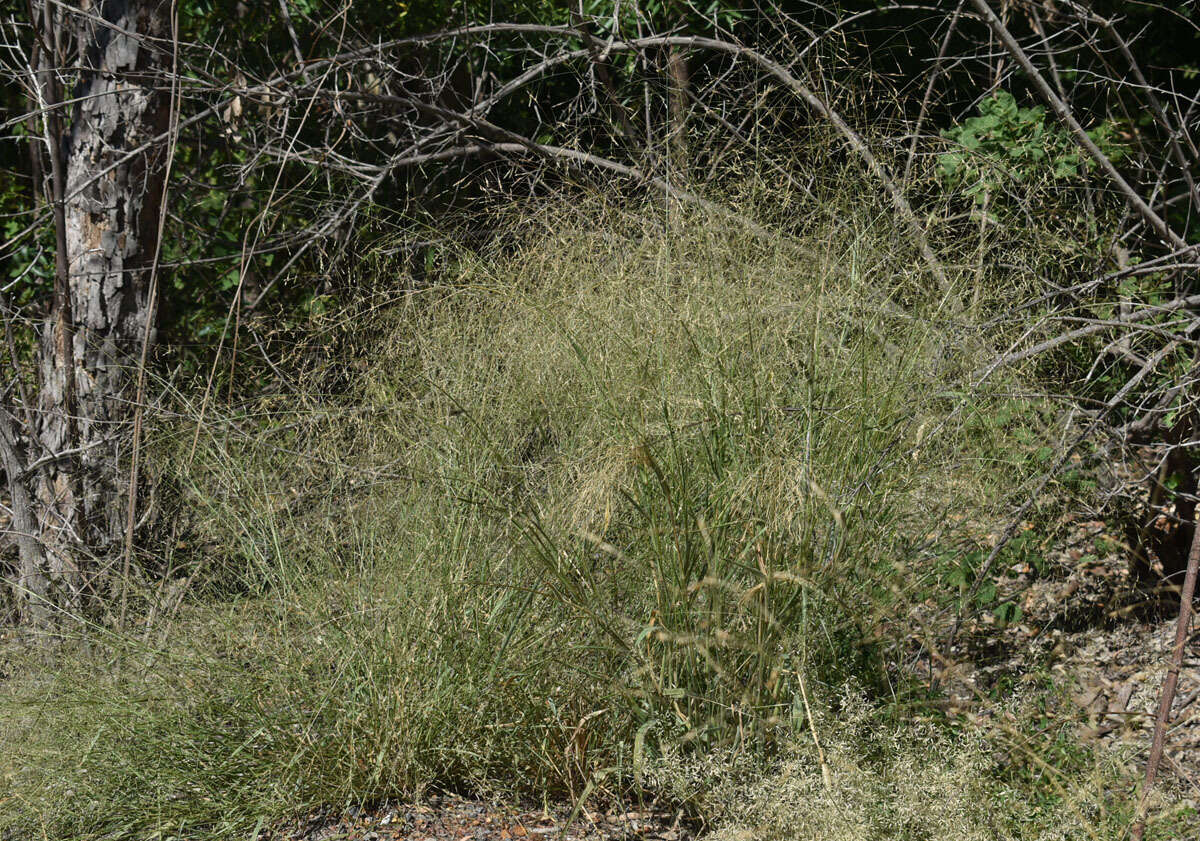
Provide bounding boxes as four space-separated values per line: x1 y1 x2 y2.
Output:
933 514 1200 803
271 796 689 841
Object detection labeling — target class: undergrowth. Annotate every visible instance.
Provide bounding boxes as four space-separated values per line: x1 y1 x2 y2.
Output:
0 190 1185 839
651 687 1141 841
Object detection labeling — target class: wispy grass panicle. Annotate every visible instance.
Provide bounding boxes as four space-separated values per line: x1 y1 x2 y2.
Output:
0 191 1135 840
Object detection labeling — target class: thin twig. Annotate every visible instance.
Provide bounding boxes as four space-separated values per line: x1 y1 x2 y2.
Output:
968 0 1191 251
903 0 964 184
1131 508 1200 840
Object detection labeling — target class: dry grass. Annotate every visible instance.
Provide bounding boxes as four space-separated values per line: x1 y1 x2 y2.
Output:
651 689 1139 841
2 188 1181 839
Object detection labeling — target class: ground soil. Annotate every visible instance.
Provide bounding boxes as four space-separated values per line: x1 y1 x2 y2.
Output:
933 513 1200 804
271 796 689 841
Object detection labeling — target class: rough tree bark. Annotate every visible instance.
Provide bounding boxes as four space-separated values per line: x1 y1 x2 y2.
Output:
10 0 170 623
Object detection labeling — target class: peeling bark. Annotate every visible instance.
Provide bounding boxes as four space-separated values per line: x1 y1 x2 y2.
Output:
0 410 52 626
27 0 170 618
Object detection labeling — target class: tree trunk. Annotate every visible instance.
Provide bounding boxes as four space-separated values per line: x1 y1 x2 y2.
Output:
20 0 170 620
0 410 52 626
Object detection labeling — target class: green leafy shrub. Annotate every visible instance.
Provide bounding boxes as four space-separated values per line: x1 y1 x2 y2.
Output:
938 91 1124 205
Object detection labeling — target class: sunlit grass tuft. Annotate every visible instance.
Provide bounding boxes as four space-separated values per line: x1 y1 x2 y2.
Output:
0 190 1158 839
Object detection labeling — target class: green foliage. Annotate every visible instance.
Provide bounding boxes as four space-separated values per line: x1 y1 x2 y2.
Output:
938 529 1046 627
0 157 52 298
579 0 745 33
1055 264 1193 422
938 91 1124 206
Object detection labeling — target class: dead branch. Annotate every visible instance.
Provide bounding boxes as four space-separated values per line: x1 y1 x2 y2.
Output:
969 0 1191 251
1132 512 1200 840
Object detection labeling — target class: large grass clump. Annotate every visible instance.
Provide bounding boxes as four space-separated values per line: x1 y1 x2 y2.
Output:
0 194 1129 839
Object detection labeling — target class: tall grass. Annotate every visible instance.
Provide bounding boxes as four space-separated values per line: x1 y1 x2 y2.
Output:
0 192 1141 839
